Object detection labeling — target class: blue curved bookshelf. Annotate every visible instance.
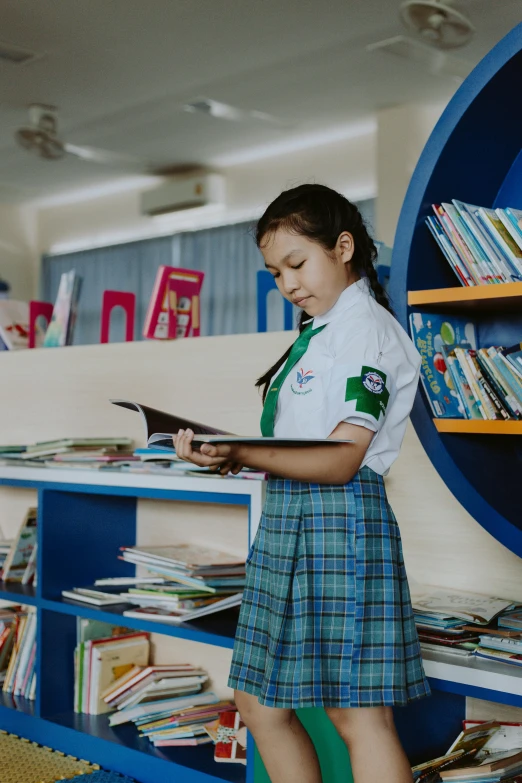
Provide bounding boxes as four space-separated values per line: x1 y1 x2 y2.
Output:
390 22 522 557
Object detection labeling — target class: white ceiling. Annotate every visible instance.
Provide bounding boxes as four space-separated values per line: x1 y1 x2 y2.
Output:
0 0 520 204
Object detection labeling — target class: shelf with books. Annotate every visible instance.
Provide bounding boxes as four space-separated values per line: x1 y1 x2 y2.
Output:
433 419 522 434
390 21 522 559
0 581 37 605
42 597 239 649
408 282 522 312
0 469 256 783
422 649 522 709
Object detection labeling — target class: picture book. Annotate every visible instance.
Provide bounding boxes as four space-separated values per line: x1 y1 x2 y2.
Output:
88 634 150 714
43 270 82 347
411 587 519 625
2 507 37 583
447 721 501 755
214 710 247 765
143 266 204 340
463 721 522 752
409 312 477 417
111 399 354 449
0 301 30 350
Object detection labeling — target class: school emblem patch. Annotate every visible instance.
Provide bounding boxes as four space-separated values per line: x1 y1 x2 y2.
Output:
291 368 315 395
345 365 389 420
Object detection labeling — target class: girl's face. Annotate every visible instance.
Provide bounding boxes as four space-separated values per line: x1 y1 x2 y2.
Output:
261 228 359 317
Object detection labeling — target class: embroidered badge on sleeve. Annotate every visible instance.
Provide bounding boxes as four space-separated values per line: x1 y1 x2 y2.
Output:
345 366 390 420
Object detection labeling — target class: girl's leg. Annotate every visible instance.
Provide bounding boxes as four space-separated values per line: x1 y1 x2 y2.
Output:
325 705 413 783
235 690 323 783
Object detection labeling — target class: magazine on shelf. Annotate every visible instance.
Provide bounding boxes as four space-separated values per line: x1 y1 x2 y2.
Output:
110 399 354 449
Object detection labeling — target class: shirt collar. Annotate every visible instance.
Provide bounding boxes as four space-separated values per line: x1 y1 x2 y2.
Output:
312 277 370 328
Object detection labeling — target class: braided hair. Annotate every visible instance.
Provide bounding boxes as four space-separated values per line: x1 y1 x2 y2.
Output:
255 183 392 401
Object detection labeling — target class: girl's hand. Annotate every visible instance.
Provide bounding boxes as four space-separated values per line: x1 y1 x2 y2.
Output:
173 430 244 476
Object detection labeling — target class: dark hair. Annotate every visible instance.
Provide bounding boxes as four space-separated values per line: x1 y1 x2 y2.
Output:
255 183 392 401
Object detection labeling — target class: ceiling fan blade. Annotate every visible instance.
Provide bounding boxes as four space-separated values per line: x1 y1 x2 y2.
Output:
183 97 291 127
367 35 473 81
63 143 151 171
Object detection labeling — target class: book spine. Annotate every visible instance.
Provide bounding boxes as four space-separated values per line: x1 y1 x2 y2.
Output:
454 200 522 282
433 206 481 284
497 353 522 398
496 208 522 252
463 351 498 419
445 202 506 283
454 348 488 419
441 203 497 284
468 351 510 420
476 350 520 419
488 348 522 409
426 217 471 286
476 208 522 275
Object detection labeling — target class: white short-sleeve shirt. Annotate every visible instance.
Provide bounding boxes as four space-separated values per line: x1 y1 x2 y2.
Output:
271 278 421 475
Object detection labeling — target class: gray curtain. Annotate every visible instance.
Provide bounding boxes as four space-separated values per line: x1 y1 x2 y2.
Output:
41 236 173 345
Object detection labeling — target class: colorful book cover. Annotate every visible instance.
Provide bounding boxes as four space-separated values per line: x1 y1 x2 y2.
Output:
143 266 204 340
501 342 522 379
440 344 479 419
409 312 477 417
214 709 247 765
2 507 37 582
43 270 82 347
497 207 522 252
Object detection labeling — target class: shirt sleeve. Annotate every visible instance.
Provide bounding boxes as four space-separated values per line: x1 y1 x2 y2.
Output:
321 324 395 437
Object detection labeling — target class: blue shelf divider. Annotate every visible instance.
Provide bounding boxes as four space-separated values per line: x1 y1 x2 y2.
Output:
389 22 522 556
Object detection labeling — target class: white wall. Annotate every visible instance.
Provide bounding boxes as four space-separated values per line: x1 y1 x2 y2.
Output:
0 204 38 301
36 125 376 257
376 102 446 247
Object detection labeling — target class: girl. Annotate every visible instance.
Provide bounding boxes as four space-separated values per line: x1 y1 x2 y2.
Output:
174 184 430 783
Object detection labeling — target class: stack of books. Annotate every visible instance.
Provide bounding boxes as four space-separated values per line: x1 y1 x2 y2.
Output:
1 507 37 585
412 586 522 663
426 201 522 286
1 606 36 700
122 447 267 481
114 543 245 624
0 437 135 469
413 719 522 781
474 632 522 668
108 685 235 747
409 312 522 420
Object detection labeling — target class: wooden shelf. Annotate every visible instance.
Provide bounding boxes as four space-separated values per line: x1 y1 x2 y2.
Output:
408 282 522 312
434 419 522 434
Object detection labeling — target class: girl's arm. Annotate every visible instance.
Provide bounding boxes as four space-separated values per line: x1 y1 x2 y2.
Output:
173 422 374 485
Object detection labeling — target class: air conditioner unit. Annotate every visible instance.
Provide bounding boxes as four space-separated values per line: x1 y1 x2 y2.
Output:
140 173 225 216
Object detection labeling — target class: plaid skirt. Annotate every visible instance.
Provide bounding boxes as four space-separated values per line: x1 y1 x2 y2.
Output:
227 466 431 708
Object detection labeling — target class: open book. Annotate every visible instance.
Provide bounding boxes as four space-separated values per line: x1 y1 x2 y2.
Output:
110 400 353 450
